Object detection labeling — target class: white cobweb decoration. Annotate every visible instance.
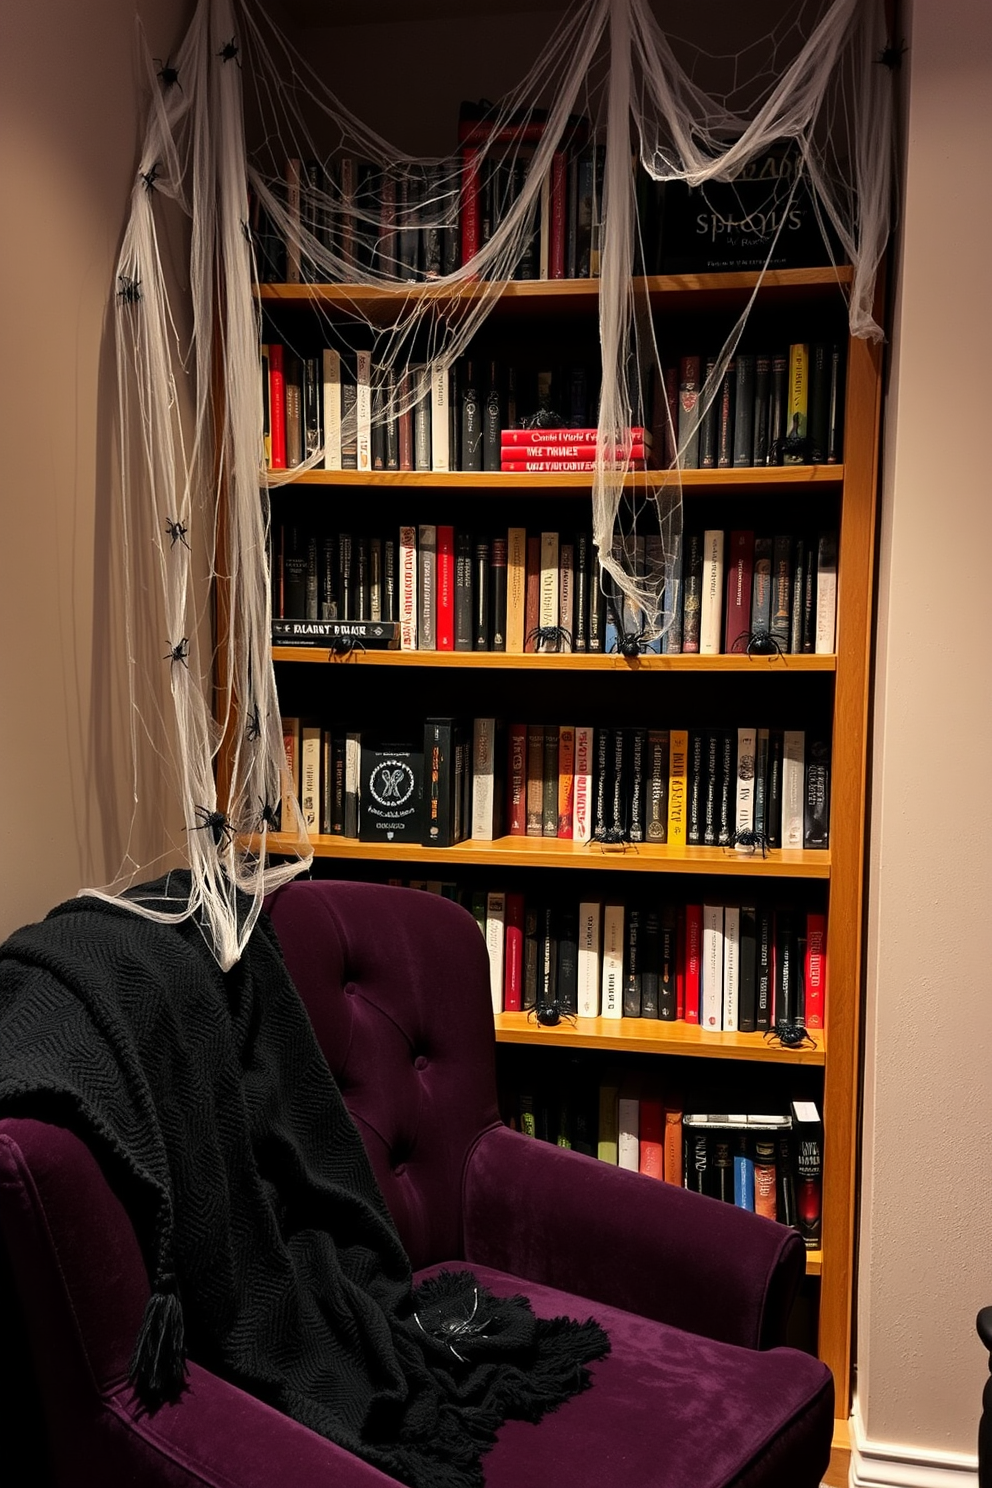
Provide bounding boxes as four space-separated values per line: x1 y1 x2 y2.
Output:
99 0 894 966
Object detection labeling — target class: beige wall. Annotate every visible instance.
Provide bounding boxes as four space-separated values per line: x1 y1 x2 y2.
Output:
856 0 992 1477
0 0 193 937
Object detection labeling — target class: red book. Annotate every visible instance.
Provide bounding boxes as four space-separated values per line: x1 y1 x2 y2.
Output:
268 343 287 470
557 725 575 838
723 529 755 652
683 904 702 1024
664 1108 683 1185
501 426 650 446
523 535 541 652
436 525 455 650
506 723 527 836
501 460 648 473
500 444 649 462
549 148 567 279
638 1098 665 1179
503 892 525 1012
805 911 826 1029
675 903 685 1020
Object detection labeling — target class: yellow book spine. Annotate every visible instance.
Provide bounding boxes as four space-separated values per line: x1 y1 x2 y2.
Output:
506 526 527 653
784 341 809 463
668 727 688 849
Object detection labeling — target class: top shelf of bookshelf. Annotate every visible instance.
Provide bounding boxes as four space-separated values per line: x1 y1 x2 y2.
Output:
256 265 855 322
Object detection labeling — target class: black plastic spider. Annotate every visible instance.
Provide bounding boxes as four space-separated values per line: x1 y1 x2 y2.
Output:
164 518 190 549
518 406 565 431
217 36 241 65
154 56 182 91
731 628 784 659
189 806 235 849
258 798 280 831
327 636 365 658
527 623 571 653
729 827 769 858
527 1001 577 1029
412 1285 495 1364
876 39 906 69
245 702 263 742
117 275 142 305
607 596 650 658
764 1022 817 1052
590 827 634 854
141 162 160 193
165 637 190 669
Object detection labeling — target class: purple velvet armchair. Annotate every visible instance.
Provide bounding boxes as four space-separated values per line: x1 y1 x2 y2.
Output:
0 878 833 1487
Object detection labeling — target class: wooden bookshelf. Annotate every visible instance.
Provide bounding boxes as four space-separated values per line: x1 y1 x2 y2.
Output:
493 1011 824 1064
281 463 844 489
272 648 837 672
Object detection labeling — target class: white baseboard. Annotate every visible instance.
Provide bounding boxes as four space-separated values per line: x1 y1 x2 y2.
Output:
850 1406 979 1488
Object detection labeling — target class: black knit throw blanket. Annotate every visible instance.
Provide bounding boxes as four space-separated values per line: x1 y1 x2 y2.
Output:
0 880 609 1488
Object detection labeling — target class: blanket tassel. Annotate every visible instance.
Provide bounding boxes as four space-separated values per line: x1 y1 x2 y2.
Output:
129 1287 187 1407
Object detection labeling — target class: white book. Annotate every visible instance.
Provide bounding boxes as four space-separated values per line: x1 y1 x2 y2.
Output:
356 350 372 472
735 726 757 834
538 531 559 650
601 903 625 1019
300 723 321 833
322 348 342 470
418 523 436 651
617 1096 639 1171
577 901 602 1017
471 717 497 840
699 528 724 655
398 525 418 651
573 725 594 844
485 891 506 1016
722 904 740 1031
815 533 838 654
430 363 450 472
782 730 806 848
701 902 724 1030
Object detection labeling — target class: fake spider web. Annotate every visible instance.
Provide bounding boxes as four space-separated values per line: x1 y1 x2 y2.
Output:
97 0 894 968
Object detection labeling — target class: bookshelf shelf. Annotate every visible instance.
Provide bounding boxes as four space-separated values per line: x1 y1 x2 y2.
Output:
261 833 831 878
273 647 837 672
284 464 844 490
494 1010 824 1064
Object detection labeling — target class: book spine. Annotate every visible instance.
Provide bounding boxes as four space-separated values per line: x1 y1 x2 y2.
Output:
418 524 436 651
638 1098 665 1179
782 730 805 848
701 903 723 1030
474 537 491 650
700 528 724 654
454 530 473 652
525 726 544 837
356 350 372 472
471 717 498 840
490 536 508 651
722 904 740 1031
461 361 483 471
300 723 320 833
435 525 455 651
322 348 342 469
506 526 527 653
736 726 757 835
507 723 527 836
738 904 757 1032
723 529 754 653
667 728 689 849
541 725 559 836
503 891 525 1012
485 891 505 1015
623 904 641 1017
784 342 809 464
577 901 601 1016
732 353 756 467
617 1096 639 1171
601 904 624 1019
431 363 450 471
538 531 560 649
399 525 418 651
805 911 826 1029
804 736 831 848
573 725 594 844
683 903 702 1024
557 725 575 838
815 532 838 654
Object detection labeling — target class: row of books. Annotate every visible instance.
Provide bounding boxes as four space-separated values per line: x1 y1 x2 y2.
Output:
670 343 844 470
282 717 831 853
501 1076 823 1247
262 348 609 474
473 887 825 1032
270 521 838 658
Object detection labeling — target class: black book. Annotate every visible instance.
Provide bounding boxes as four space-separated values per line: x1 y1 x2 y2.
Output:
774 910 798 1028
368 537 382 621
483 361 502 471
303 354 322 460
557 906 579 1014
801 538 817 653
826 344 845 463
384 370 399 470
354 535 370 621
588 558 606 652
284 352 303 468
646 730 670 843
628 727 647 843
383 538 398 622
271 618 400 648
698 353 719 469
573 531 590 652
701 729 720 847
305 531 319 619
716 359 735 468
738 904 757 1032
687 729 705 846
808 341 831 464
659 904 678 1021
358 732 425 844
608 727 627 837
523 903 540 1010
751 535 773 636
329 731 346 836
371 373 387 471
449 359 462 471
283 524 307 619
753 728 769 839
461 360 483 471
765 729 784 849
473 537 491 650
770 535 792 651
640 905 660 1019
593 726 610 838
319 532 337 620
490 536 508 651
623 904 642 1017
396 168 421 280
755 904 774 1030
681 531 704 652
340 367 358 470
752 353 771 465
732 353 756 467
718 729 735 846
420 163 445 278
767 351 788 463
538 903 558 1009
777 1128 798 1231
804 737 831 848
423 716 469 848
454 530 474 651
684 1126 710 1196
789 534 806 653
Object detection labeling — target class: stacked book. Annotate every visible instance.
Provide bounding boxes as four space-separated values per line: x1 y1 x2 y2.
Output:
499 426 653 473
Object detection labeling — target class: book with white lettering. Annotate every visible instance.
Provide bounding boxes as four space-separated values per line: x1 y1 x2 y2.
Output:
322 348 342 470
573 725 594 844
699 528 724 654
701 902 724 1030
782 729 806 848
601 903 624 1019
577 901 602 1017
398 525 418 651
485 891 506 1016
431 362 450 471
417 523 436 651
355 349 372 472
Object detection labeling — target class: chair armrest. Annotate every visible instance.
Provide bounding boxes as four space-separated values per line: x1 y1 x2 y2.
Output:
104 1362 402 1488
462 1124 805 1350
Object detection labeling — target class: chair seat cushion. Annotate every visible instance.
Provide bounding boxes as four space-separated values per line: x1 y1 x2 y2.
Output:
414 1261 833 1488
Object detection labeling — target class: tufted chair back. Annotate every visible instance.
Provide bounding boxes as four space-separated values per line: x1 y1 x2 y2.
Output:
264 879 501 1270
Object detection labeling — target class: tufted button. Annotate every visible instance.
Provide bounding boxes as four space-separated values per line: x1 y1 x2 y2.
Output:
392 1161 407 1177
413 1054 428 1071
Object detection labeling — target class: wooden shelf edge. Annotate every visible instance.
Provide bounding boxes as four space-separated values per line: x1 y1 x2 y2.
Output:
272 647 836 671
273 464 844 490
493 1010 824 1065
257 834 830 878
